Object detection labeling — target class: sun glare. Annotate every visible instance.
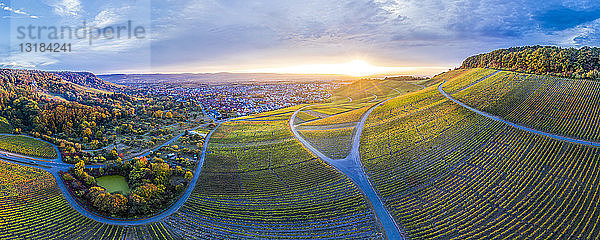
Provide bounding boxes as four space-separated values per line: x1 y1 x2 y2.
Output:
241 60 419 77
340 60 384 77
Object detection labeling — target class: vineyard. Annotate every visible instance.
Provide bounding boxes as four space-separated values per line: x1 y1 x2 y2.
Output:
6 63 600 239
301 106 370 126
360 69 600 239
298 126 355 159
289 77 420 160
0 135 58 159
0 161 180 240
452 68 600 142
162 107 384 239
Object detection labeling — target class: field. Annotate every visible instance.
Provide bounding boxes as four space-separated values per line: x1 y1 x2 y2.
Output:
163 106 384 239
290 77 421 160
331 78 423 103
300 106 370 126
0 135 57 159
298 126 355 159
359 69 600 239
96 175 130 194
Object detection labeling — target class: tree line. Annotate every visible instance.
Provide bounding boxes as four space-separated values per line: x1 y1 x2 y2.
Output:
461 46 600 79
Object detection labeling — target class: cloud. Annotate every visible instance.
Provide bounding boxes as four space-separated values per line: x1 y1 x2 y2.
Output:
50 0 82 17
534 7 600 31
0 3 39 19
0 54 58 69
92 9 119 28
561 19 600 46
5 0 600 74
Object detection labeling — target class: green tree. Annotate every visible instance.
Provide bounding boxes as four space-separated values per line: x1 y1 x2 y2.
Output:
74 160 85 178
184 171 193 181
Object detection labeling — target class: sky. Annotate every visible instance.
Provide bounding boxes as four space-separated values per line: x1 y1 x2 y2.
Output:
1 0 600 76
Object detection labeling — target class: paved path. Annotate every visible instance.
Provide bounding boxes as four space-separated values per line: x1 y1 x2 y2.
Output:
289 94 406 239
439 73 600 148
369 93 378 102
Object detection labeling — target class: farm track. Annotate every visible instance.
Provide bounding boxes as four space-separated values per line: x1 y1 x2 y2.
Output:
439 71 600 147
289 87 406 240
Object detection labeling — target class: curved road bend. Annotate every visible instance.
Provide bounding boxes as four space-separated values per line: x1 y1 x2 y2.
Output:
52 122 223 225
290 98 406 239
439 75 600 148
0 122 222 226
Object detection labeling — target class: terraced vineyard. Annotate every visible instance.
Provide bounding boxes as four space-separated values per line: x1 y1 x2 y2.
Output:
301 106 370 126
360 69 600 239
0 135 57 159
162 107 384 239
452 69 600 142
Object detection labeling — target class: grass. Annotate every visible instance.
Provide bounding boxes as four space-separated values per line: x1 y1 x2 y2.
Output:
96 175 130 194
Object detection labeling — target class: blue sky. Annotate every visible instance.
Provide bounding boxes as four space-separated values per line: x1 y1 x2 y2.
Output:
1 0 600 75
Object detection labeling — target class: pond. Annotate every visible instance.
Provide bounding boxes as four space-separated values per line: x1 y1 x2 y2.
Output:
96 175 130 194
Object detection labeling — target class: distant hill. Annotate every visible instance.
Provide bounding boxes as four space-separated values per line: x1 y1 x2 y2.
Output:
461 46 600 79
99 73 358 87
52 71 129 92
0 69 131 101
0 68 140 146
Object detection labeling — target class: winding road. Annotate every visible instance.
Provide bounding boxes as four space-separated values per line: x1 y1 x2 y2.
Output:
0 122 221 226
289 94 406 239
439 72 600 148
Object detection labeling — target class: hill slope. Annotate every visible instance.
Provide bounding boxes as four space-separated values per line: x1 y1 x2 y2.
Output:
360 68 600 239
53 71 129 93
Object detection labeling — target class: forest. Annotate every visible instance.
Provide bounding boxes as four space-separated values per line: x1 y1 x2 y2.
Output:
0 69 202 163
461 46 600 79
